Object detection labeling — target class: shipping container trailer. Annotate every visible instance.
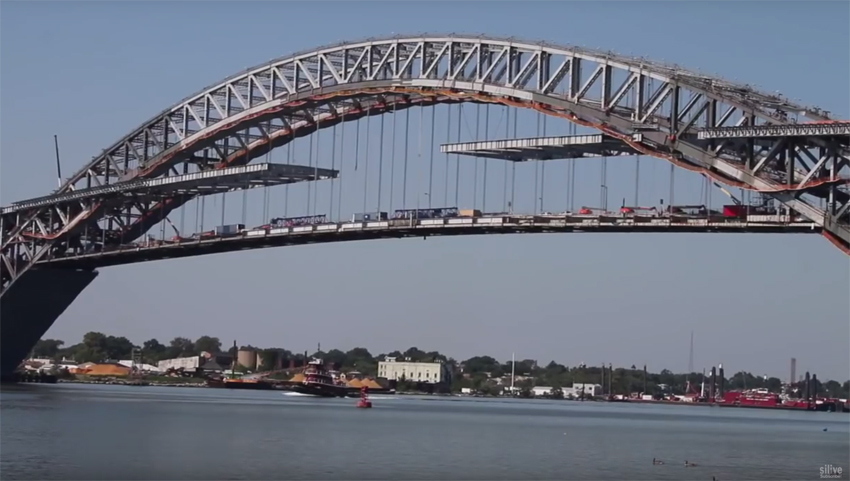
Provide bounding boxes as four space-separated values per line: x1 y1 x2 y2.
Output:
722 205 747 218
458 209 482 218
392 207 459 219
351 212 388 222
215 224 245 236
270 214 327 227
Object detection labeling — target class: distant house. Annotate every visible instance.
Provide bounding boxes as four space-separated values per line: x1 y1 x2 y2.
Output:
532 386 554 397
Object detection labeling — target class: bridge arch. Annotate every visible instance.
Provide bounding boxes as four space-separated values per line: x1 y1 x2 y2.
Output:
57 36 829 192
56 35 842 225
4 35 848 279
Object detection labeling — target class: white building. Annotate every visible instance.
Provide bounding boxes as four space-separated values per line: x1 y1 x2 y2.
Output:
564 383 603 398
532 386 554 397
157 356 201 372
118 360 162 373
377 357 451 385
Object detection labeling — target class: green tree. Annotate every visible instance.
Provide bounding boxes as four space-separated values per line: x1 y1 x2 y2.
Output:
103 336 134 360
194 336 222 354
464 356 500 374
32 339 64 359
324 349 347 368
166 337 195 359
142 339 167 363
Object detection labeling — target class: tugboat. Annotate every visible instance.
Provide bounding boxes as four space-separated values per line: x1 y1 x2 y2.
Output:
290 358 349 398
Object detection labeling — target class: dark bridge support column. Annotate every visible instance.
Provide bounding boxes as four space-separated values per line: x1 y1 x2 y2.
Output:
1 268 98 379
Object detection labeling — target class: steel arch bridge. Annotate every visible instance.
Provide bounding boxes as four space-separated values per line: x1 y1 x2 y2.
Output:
2 34 848 377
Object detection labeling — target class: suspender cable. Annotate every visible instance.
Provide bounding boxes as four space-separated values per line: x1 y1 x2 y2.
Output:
428 104 435 209
570 121 576 211
540 114 547 213
313 117 321 216
284 127 292 217
454 104 461 208
503 106 509 213
511 107 517 213
307 118 315 216
242 181 248 226
220 191 226 226
534 112 540 215
601 156 608 211
631 90 640 207
482 104 489 213
389 103 397 211
363 111 371 215
444 104 451 207
338 111 346 222
402 107 410 210
417 104 424 213
194 194 200 235
354 115 361 172
377 109 385 214
329 123 337 221
473 104 480 209
262 120 272 223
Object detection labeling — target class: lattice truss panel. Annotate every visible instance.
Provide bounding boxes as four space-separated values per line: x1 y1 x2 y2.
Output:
2 35 848 292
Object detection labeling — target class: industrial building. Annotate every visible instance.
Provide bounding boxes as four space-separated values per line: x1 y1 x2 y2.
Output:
565 383 603 398
530 383 604 398
377 357 452 389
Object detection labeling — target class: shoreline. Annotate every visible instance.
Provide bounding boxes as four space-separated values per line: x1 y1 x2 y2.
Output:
51 380 849 413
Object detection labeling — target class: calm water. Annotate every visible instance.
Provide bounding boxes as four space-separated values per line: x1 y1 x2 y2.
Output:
1 384 848 480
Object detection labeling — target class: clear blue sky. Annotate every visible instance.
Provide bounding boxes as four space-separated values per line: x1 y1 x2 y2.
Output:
2 1 848 380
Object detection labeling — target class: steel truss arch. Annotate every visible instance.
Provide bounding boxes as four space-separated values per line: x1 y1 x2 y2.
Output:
3 35 849 293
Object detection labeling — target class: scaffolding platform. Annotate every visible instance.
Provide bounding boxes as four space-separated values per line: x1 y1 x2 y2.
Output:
440 134 641 161
3 163 337 214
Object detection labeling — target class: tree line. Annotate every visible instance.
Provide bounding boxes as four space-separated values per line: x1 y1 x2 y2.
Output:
31 333 850 398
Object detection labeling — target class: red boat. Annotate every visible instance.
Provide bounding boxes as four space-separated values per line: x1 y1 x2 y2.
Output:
720 389 843 411
721 389 782 407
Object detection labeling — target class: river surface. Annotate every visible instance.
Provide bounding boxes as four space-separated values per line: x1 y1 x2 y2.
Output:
1 384 847 480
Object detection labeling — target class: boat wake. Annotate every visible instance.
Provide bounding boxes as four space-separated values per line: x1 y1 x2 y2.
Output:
281 392 319 397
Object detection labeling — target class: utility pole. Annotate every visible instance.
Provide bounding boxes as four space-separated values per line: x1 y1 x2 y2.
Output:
510 352 515 396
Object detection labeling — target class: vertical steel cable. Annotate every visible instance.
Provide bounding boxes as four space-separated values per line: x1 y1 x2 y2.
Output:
313 117 321 216
503 106 509 213
428 104 436 209
363 111 371 215
329 123 337 221
444 104 451 207
377 110 385 214
284 127 292 217
473 104 480 209
540 114 547 213
402 108 410 210
454 104 461 207
483 104 489 213
338 111 346 222
389 103 397 212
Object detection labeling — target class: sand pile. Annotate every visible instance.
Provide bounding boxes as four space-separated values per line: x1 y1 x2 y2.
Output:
363 378 382 389
347 378 364 388
289 373 305 383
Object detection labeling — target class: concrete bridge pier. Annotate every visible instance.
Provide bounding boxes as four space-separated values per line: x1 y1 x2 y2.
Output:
1 268 98 379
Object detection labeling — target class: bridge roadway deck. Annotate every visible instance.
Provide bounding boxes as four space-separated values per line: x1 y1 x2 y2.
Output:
43 215 820 269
